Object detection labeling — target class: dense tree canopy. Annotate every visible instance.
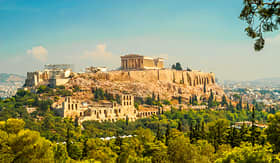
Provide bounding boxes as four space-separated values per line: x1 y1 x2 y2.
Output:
0 89 279 162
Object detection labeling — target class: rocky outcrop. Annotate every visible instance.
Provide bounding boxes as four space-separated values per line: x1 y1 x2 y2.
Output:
78 69 215 85
67 69 224 101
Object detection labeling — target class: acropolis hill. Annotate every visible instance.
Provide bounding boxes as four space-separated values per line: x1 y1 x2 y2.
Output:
23 54 224 122
66 54 224 101
25 54 224 101
69 68 223 100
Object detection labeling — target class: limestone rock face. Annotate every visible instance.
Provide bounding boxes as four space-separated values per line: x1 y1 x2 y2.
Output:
67 69 224 100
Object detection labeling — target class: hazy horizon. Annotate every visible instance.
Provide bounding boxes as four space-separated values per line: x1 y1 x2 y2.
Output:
1 0 280 81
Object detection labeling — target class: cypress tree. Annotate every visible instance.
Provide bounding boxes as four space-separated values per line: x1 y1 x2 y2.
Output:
201 121 205 139
251 106 256 146
189 121 194 143
208 90 214 108
177 121 183 132
165 124 171 146
203 81 207 93
178 96 182 104
247 103 250 110
125 116 129 126
221 94 228 106
152 92 156 101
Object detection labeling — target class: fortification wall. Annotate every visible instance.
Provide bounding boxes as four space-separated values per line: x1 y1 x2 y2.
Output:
91 69 216 87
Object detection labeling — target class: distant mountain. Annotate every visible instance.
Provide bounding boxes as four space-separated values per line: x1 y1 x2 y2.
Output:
222 77 280 88
250 77 280 88
0 73 25 84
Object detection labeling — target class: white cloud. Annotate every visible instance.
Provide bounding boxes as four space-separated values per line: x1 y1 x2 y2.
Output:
82 44 113 59
158 53 168 60
27 46 48 62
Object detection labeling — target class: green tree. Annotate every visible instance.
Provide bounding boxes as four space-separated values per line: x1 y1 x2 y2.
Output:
54 143 69 162
216 143 274 163
171 62 183 70
266 112 280 152
221 94 228 107
208 90 214 108
0 118 54 163
178 96 182 104
208 119 229 151
168 129 197 163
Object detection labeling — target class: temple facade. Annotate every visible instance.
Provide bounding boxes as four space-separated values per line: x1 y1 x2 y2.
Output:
121 54 164 70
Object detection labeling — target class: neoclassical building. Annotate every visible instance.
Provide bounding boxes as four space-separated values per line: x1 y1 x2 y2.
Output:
121 54 164 70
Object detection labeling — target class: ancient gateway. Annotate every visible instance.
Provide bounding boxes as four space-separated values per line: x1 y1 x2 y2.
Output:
25 64 73 88
121 54 164 70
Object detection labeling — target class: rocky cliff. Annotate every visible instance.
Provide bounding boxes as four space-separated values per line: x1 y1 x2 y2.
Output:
66 69 224 100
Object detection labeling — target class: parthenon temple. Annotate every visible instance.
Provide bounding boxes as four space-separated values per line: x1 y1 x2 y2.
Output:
121 54 164 70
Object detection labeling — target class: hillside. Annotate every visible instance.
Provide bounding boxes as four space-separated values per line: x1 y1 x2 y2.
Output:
0 73 25 84
65 69 224 101
0 73 25 97
223 77 280 88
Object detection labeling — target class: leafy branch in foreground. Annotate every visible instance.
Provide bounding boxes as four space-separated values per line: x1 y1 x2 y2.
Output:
240 0 280 51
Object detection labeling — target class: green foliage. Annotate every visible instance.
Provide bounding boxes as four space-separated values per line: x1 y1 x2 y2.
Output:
0 118 54 163
145 97 154 105
221 95 228 107
54 143 69 162
171 62 183 70
162 100 171 105
266 112 280 152
240 0 280 51
208 90 214 108
73 85 80 92
208 119 229 151
216 143 274 163
0 90 278 162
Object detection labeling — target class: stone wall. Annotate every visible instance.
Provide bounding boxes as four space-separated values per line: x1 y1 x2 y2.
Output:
68 69 223 101
88 69 215 87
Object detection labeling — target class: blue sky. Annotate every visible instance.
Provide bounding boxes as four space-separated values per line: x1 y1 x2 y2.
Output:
1 0 280 81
